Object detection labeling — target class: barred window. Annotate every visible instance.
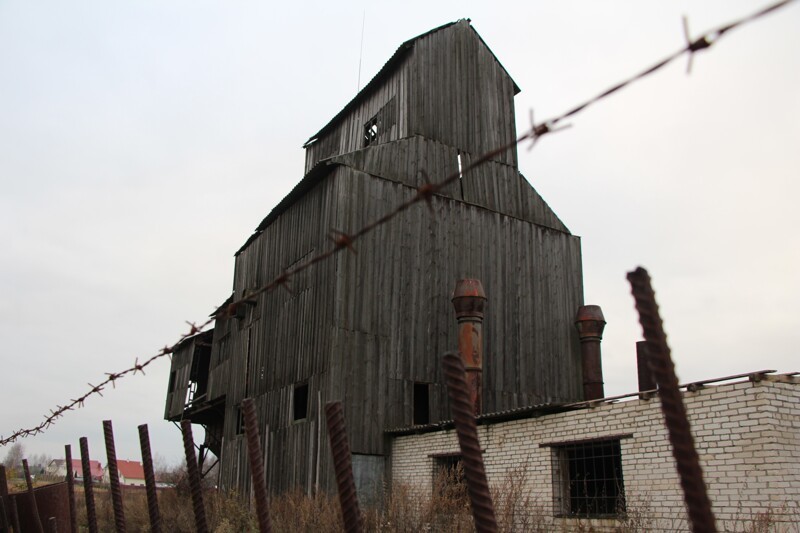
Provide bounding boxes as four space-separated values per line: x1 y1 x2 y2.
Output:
551 438 626 517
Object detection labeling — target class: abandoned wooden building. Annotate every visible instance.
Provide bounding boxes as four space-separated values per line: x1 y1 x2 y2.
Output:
164 19 592 496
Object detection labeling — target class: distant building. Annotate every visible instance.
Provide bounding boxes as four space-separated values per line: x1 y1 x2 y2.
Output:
103 460 146 487
47 459 103 482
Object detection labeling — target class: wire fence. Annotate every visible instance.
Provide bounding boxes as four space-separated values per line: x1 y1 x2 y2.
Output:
0 0 794 451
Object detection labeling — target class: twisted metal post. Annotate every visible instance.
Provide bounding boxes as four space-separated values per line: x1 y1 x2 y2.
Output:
79 437 98 533
102 420 126 532
627 267 717 533
23 459 45 533
64 444 77 533
325 401 363 533
137 424 162 533
241 398 273 533
442 352 497 533
180 419 209 533
0 465 10 532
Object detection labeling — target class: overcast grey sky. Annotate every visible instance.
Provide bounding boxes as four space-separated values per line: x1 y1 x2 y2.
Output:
1 1 798 467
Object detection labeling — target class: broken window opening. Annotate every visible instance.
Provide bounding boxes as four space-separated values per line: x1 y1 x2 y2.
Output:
293 383 309 421
413 382 430 425
363 116 379 147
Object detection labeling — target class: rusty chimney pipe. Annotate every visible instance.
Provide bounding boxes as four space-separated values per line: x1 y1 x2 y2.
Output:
636 340 657 394
575 305 606 401
452 279 486 415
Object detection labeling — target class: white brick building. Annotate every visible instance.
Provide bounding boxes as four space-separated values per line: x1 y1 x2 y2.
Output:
388 372 799 531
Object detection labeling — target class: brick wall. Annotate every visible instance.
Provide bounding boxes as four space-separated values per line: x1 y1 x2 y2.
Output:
390 377 800 531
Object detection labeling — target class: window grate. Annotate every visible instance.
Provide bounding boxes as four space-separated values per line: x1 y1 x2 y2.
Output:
552 438 625 517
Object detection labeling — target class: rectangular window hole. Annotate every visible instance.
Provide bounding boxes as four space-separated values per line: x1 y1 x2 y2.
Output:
413 382 430 425
293 383 309 421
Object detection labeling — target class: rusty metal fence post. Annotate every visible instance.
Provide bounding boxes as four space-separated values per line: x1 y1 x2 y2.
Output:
79 437 98 533
180 420 209 533
102 420 126 532
442 352 497 533
64 444 77 533
241 398 273 533
9 498 21 533
0 465 10 532
137 424 162 533
627 267 717 533
23 459 45 533
64 444 78 533
324 401 363 533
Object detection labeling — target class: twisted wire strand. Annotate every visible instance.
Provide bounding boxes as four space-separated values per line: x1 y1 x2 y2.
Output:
442 352 498 533
325 401 364 533
103 420 127 532
242 398 274 533
627 267 717 533
137 425 162 533
180 419 209 533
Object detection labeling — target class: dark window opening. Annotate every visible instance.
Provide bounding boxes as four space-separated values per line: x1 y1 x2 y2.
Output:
293 383 309 421
363 116 379 146
433 455 467 504
168 371 177 392
552 439 625 518
235 406 244 435
413 382 430 425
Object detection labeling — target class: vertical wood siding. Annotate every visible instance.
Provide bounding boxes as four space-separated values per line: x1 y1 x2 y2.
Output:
171 20 583 496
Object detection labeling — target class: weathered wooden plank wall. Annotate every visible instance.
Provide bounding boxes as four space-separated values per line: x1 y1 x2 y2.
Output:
174 19 585 496
407 21 518 168
164 340 195 419
327 167 583 457
304 55 411 173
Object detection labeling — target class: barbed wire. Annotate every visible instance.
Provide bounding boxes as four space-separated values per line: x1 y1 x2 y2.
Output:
0 0 794 447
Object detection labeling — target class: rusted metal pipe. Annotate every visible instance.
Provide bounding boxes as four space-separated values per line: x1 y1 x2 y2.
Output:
325 401 363 533
9 498 21 533
0 465 10 532
442 352 497 533
575 305 606 401
79 437 98 533
451 279 487 415
137 425 162 533
23 459 45 533
102 420 126 532
241 398 273 533
64 445 77 533
627 267 717 533
180 420 209 533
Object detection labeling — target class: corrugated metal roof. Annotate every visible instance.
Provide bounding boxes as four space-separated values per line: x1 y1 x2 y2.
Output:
384 402 570 436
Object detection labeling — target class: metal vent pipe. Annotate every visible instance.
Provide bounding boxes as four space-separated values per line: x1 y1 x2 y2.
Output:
451 279 487 415
575 305 606 401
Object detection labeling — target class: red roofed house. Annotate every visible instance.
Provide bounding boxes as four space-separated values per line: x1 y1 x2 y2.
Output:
104 460 146 487
46 459 103 482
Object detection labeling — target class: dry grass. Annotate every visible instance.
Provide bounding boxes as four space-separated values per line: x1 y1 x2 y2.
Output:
36 477 800 532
